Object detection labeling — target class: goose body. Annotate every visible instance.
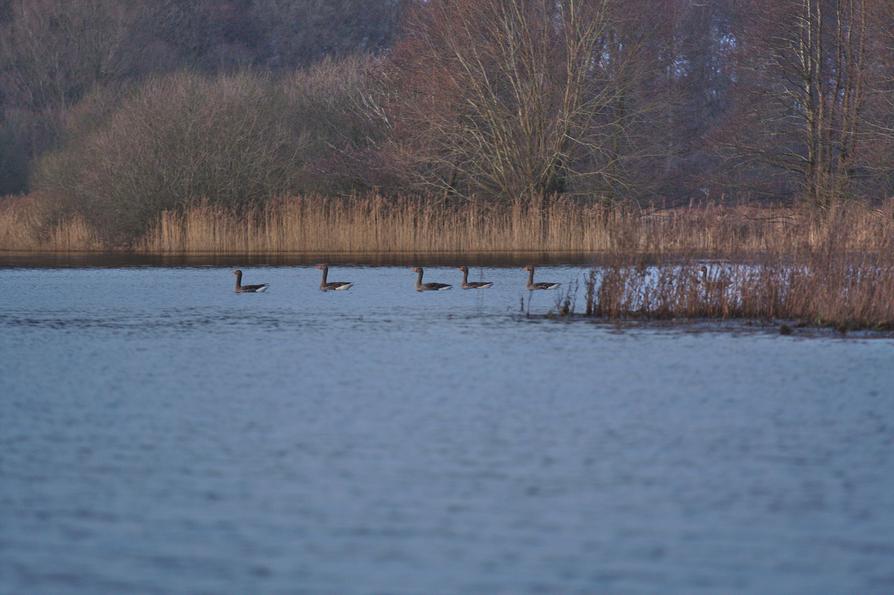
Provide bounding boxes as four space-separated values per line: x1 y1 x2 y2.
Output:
413 267 452 291
525 265 560 290
459 266 493 289
233 269 269 293
317 264 353 291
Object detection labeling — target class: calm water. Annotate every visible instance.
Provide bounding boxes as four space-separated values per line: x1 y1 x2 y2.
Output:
1 266 893 594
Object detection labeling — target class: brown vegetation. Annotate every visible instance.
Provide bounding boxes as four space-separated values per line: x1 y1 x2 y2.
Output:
386 0 669 200
0 0 401 195
2 194 891 257
4 0 892 208
587 249 894 330
0 195 99 251
576 195 894 329
1 0 892 271
31 62 382 245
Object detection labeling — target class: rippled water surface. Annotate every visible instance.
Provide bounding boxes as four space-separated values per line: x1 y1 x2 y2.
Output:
1 266 893 594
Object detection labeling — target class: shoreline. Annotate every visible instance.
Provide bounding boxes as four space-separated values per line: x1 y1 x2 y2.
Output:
0 249 743 268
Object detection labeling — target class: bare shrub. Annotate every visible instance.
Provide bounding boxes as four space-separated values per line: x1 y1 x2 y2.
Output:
32 58 384 245
280 56 393 195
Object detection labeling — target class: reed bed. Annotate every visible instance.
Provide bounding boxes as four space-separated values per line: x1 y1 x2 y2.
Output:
586 251 894 330
0 195 102 251
137 196 894 256
575 191 894 330
2 193 892 256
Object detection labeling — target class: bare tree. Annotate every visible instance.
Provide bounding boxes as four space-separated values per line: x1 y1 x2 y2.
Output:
725 0 887 205
0 0 137 194
0 0 135 112
387 0 668 202
863 1 894 196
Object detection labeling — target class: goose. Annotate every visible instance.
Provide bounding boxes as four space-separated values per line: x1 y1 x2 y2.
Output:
458 265 493 289
233 269 269 293
316 264 353 291
413 267 452 291
525 265 560 290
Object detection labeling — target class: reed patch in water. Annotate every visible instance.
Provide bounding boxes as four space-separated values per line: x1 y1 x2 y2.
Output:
586 251 894 330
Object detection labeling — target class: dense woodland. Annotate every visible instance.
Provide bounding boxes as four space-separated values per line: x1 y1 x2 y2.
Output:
1 0 893 243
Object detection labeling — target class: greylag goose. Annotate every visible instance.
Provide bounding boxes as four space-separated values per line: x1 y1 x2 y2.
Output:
458 265 493 289
316 264 353 291
233 269 269 293
525 265 560 290
413 267 452 291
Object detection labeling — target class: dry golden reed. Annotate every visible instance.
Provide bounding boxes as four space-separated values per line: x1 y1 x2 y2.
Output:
578 198 894 329
136 196 894 256
0 195 102 251
588 250 894 329
2 193 892 256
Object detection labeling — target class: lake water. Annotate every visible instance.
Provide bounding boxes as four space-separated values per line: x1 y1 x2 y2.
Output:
1 265 893 594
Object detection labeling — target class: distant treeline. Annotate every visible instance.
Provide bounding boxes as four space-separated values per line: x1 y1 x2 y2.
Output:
1 0 893 245
0 0 402 197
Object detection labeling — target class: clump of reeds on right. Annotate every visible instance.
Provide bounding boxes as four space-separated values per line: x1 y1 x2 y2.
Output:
585 248 894 331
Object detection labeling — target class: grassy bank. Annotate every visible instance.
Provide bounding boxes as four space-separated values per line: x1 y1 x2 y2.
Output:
2 194 893 257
